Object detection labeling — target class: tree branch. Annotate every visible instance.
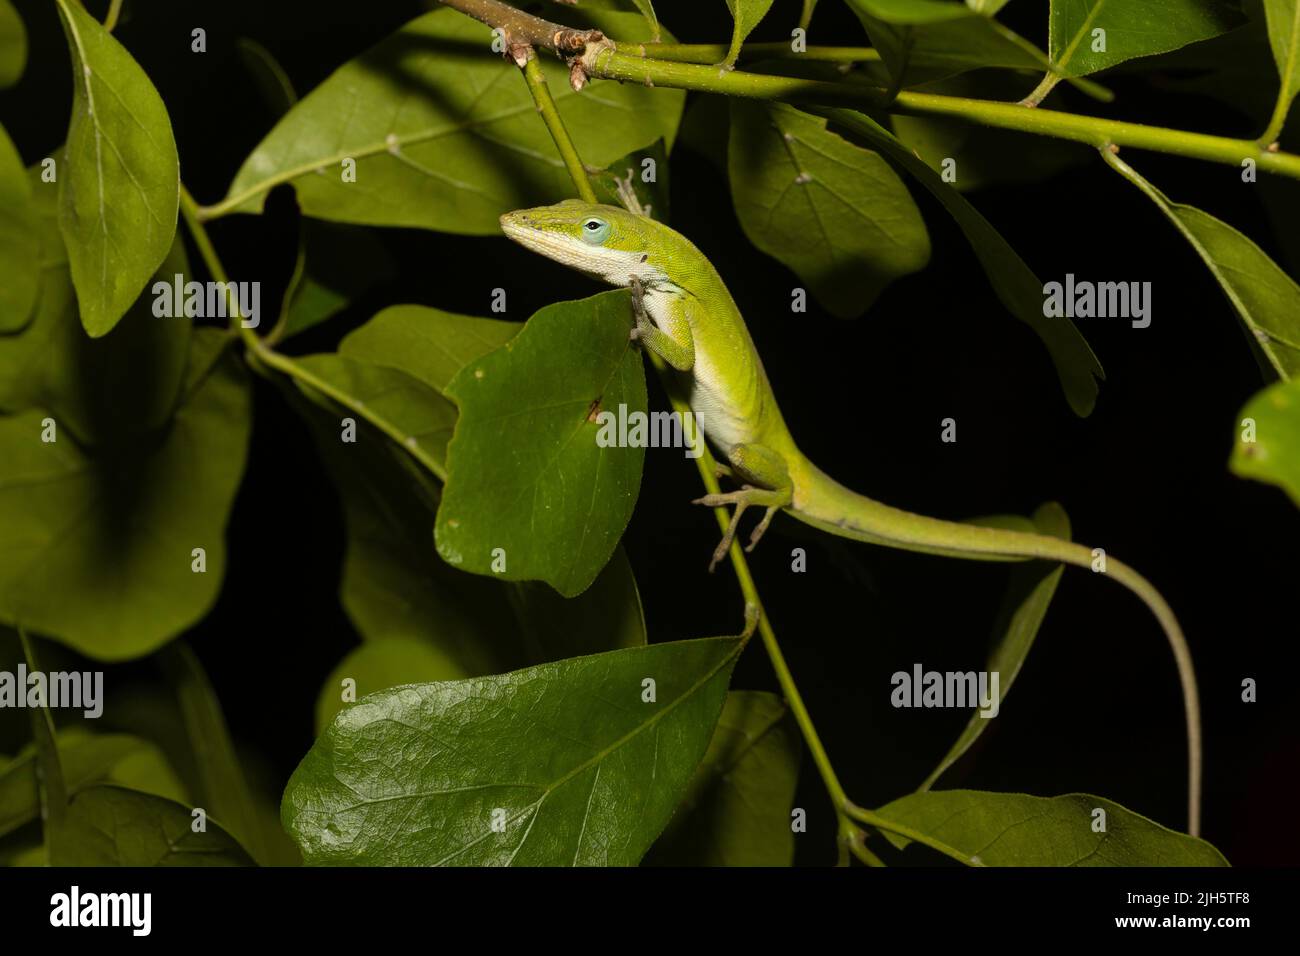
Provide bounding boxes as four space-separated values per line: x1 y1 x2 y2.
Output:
436 0 609 57
433 0 1300 181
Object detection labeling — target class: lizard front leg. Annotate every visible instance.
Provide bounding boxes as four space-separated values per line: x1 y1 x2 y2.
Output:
629 275 694 372
693 442 794 572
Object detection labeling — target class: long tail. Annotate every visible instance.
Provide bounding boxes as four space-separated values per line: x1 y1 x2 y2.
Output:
790 460 1202 836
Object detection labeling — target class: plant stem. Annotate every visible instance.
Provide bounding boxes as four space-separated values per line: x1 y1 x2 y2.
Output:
648 353 863 846
585 48 1300 180
799 0 818 32
17 629 66 827
522 52 598 203
845 802 982 867
1019 72 1062 108
103 0 124 32
1260 90 1294 147
179 184 259 349
632 42 883 64
179 185 450 481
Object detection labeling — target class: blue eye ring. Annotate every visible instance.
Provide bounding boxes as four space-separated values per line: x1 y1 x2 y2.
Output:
580 217 611 244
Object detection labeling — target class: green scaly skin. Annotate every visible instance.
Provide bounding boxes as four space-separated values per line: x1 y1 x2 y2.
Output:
501 201 1202 836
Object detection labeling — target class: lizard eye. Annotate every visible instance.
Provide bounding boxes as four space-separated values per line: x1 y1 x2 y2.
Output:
580 217 611 244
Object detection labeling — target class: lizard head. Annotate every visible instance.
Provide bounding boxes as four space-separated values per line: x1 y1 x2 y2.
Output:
500 201 666 289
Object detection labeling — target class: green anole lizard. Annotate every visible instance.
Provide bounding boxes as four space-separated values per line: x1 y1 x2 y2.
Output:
500 200 1202 837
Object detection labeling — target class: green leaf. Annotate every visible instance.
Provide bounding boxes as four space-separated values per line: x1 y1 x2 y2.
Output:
54 0 179 337
283 636 744 865
282 357 646 675
50 784 254 866
631 0 661 40
0 0 26 89
289 387 517 673
160 645 269 865
275 222 394 343
315 638 467 735
236 37 298 116
722 0 776 68
339 305 519 396
847 0 1055 89
560 0 661 40
818 108 1104 416
1106 151 1300 379
1263 0 1300 138
293 354 459 475
1231 377 1300 505
0 730 169 839
876 790 1229 865
647 690 801 866
0 169 192 446
436 291 647 597
0 126 38 332
920 503 1070 790
1048 0 1245 78
219 9 683 235
0 330 252 660
729 102 930 319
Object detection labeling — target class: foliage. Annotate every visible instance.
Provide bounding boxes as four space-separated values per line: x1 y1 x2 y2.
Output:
0 0 1295 868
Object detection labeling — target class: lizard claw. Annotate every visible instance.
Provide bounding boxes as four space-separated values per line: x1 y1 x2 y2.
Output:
692 486 785 572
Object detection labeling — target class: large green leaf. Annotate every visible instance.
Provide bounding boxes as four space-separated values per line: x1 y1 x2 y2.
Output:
1263 0 1300 137
283 636 744 865
847 0 1055 89
283 353 646 675
219 8 683 235
0 331 252 660
50 784 254 866
436 291 647 597
816 108 1103 416
0 127 36 333
1105 150 1300 379
0 0 26 89
0 168 192 447
722 0 777 68
1231 377 1300 505
728 102 930 319
647 690 801 866
1048 0 1245 78
0 730 168 838
160 645 269 865
54 0 179 337
339 305 520 396
288 382 516 673
315 638 468 734
876 790 1229 865
920 503 1070 789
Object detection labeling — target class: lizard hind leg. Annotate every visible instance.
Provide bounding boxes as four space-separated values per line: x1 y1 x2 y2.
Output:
692 443 794 572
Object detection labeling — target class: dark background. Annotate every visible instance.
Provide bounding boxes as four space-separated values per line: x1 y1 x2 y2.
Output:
3 0 1296 865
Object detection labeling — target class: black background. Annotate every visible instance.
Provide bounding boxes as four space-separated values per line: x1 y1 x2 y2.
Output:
2 0 1296 866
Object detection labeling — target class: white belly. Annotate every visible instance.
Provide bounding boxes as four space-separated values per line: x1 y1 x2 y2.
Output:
640 282 756 456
